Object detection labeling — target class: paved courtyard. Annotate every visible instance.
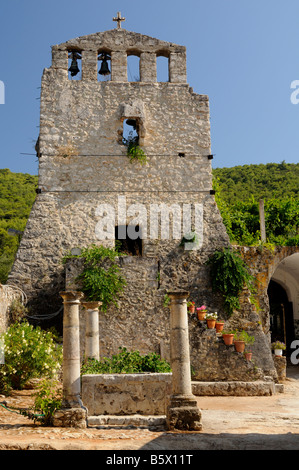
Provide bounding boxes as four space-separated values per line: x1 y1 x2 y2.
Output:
0 367 299 451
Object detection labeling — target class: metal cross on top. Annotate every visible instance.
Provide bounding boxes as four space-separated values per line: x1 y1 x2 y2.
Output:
113 11 125 29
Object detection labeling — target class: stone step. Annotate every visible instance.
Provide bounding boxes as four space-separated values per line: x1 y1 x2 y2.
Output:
88 414 166 428
191 380 281 396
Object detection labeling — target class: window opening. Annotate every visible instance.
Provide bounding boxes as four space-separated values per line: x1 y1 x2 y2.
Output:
122 118 139 146
156 55 169 82
115 225 142 256
98 52 111 81
68 51 82 80
127 55 140 82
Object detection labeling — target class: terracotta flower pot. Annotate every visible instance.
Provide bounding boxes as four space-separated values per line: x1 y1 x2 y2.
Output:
215 322 224 333
244 352 252 361
222 333 234 345
234 340 245 353
197 311 206 321
188 306 195 314
206 319 216 329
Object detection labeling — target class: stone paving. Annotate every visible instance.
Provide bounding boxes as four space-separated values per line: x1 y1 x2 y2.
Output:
0 367 299 450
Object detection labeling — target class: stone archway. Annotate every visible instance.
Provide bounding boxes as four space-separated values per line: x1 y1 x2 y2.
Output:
238 246 299 343
268 252 299 355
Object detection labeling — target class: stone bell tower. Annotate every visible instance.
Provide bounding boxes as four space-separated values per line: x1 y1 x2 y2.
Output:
8 18 230 353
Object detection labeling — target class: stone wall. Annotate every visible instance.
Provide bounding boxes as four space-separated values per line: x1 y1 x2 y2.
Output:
7 28 284 383
0 284 23 332
8 28 230 324
66 257 278 381
82 373 172 416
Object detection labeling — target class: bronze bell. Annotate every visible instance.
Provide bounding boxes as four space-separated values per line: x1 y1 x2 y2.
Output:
68 58 80 77
98 53 111 76
68 52 81 77
126 119 137 129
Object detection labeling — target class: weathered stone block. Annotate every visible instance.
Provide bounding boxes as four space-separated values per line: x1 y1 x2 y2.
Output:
81 373 172 416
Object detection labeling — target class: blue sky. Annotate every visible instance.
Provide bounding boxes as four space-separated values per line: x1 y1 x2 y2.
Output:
0 0 298 175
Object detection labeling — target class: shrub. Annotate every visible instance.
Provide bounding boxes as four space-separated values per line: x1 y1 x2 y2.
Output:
0 321 62 392
81 347 171 375
33 378 62 426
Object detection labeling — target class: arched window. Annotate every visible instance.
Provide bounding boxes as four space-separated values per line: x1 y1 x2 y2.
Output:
127 53 140 82
122 118 139 146
156 52 169 82
68 50 82 81
98 51 111 82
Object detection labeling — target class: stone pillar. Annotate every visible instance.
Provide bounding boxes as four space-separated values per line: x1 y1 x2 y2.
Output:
273 355 287 383
169 51 187 83
166 291 202 431
53 291 87 428
51 47 68 70
140 52 157 82
82 50 98 81
81 301 102 360
111 51 127 81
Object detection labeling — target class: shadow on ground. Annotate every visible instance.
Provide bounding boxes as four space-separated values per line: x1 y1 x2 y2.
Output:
140 431 299 450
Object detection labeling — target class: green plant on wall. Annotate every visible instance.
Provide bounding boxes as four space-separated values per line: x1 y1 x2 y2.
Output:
207 247 255 315
123 132 147 165
62 245 127 313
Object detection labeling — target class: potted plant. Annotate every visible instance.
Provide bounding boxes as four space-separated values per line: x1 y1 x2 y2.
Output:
206 312 218 329
234 330 255 354
215 319 225 333
196 305 207 321
222 330 235 346
244 348 253 361
271 341 286 356
233 330 247 353
187 301 195 314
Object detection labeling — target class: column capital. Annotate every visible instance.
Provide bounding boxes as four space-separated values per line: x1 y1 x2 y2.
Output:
60 291 84 304
81 301 102 310
167 291 189 300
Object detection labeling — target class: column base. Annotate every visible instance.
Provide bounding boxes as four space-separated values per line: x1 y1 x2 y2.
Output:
166 395 202 431
53 406 87 428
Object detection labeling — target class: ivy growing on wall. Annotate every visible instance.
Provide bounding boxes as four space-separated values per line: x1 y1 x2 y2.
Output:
206 247 255 315
62 244 127 313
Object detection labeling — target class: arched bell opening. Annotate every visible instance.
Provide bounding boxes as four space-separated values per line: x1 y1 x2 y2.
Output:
156 51 170 82
98 50 111 81
68 49 82 80
122 118 139 146
127 51 141 82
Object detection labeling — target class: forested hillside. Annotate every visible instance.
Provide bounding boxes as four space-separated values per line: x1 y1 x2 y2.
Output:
0 169 37 283
213 162 299 246
0 163 297 283
213 161 298 204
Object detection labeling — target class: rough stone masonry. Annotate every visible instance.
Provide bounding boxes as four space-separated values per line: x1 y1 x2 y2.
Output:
8 26 277 380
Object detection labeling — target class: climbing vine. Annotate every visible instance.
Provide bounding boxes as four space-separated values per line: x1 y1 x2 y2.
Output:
206 247 255 315
62 245 127 313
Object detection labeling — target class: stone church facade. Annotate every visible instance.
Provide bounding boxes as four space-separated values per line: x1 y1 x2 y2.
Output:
8 26 279 380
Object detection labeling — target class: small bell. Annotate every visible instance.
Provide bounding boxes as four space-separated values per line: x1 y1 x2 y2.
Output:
68 58 80 77
68 52 81 77
98 53 111 76
126 119 137 129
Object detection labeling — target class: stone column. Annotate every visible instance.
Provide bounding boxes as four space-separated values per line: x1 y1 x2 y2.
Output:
53 291 87 428
169 51 187 83
111 51 127 81
140 52 157 82
82 50 98 81
166 291 202 431
81 301 102 360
